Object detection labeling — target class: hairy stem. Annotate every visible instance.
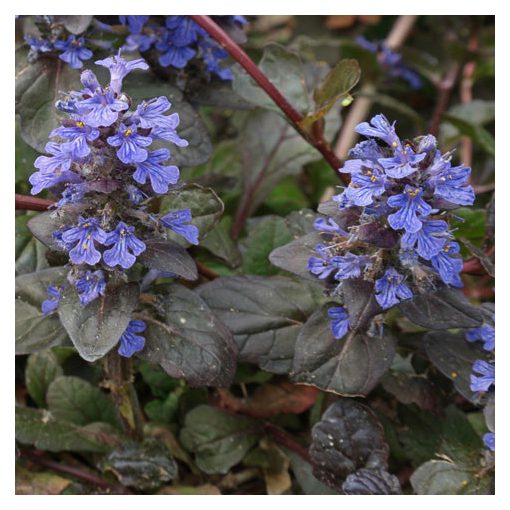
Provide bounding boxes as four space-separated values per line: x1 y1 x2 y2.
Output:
190 15 345 181
103 351 144 441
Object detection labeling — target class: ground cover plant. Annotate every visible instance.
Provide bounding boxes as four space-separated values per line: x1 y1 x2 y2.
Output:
15 14 495 495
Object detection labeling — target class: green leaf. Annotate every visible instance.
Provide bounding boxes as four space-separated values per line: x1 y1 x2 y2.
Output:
58 283 140 362
15 406 122 453
15 465 71 495
309 399 389 490
451 208 486 247
180 405 261 474
159 184 224 245
303 59 360 127
15 214 49 276
410 460 493 495
291 303 395 396
46 376 120 428
15 116 39 188
138 284 237 387
15 267 69 355
398 287 483 330
137 239 198 281
199 216 241 268
198 276 325 374
25 350 63 408
123 72 212 167
269 232 322 282
16 51 81 152
54 15 93 34
442 113 495 156
137 360 180 399
103 439 178 490
233 43 311 114
234 108 339 221
241 216 294 275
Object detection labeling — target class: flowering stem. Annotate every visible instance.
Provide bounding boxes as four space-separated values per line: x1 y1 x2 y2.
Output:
103 351 144 441
190 15 345 181
428 62 460 136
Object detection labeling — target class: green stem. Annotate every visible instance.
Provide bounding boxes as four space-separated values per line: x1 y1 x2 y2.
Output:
103 351 144 441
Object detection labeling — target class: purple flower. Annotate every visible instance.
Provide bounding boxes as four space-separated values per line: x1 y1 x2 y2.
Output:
25 35 53 54
133 149 179 194
328 306 350 339
118 320 146 357
160 209 199 245
430 242 463 288
401 219 448 260
375 267 413 309
30 143 81 195
41 285 62 315
61 217 108 265
387 185 432 233
430 164 475 206
355 114 400 147
126 184 147 204
76 87 128 128
49 116 100 158
123 33 156 53
470 360 495 393
55 183 87 208
54 35 92 69
133 97 188 148
466 319 495 351
345 168 387 206
80 69 101 95
95 54 149 95
75 270 106 305
103 221 146 269
332 253 371 280
313 217 348 236
199 39 233 80
348 139 384 161
107 123 152 164
308 254 338 279
165 16 202 46
483 432 495 452
157 42 196 69
379 145 426 178
119 15 149 34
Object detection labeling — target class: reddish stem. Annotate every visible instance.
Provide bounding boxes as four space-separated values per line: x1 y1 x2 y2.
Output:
190 15 346 182
263 422 314 465
15 194 53 211
428 63 460 136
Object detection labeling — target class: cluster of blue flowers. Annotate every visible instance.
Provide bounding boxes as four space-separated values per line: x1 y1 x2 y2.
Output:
308 114 475 341
118 15 246 80
34 54 199 357
25 30 93 69
356 36 422 90
467 313 495 451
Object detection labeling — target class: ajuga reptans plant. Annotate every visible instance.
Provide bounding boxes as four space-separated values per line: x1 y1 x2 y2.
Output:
30 53 198 358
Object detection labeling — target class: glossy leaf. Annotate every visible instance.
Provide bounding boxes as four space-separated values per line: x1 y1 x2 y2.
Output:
198 276 325 374
138 284 237 387
58 283 140 362
180 405 261 474
399 287 483 329
342 468 402 495
309 399 389 490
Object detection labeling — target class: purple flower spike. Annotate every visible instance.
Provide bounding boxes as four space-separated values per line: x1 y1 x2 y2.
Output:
387 185 432 233
75 270 106 305
54 35 92 69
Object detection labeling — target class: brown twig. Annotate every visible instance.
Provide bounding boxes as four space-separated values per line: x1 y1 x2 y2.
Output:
428 63 461 136
196 260 219 280
15 194 53 211
460 30 479 168
19 448 128 493
190 15 344 180
263 422 313 465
